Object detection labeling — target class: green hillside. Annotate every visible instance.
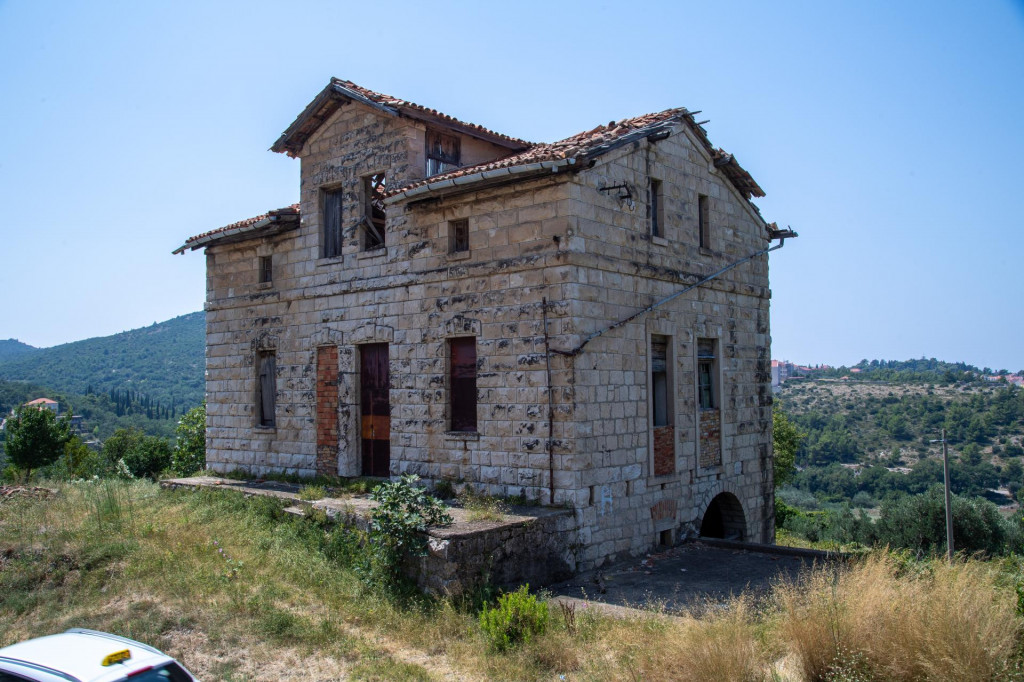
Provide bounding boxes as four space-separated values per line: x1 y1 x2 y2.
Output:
0 312 205 410
0 339 38 363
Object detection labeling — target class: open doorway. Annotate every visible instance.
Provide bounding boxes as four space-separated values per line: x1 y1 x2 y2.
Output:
699 492 746 541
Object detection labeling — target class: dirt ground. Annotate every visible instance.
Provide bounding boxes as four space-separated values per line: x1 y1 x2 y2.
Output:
549 541 833 613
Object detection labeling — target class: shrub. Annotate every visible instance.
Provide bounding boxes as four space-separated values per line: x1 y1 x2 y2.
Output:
49 435 102 480
172 402 205 476
367 474 451 582
298 484 326 501
479 585 549 651
123 436 173 480
872 485 1010 555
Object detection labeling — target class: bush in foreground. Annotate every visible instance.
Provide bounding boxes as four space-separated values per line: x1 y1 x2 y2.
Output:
479 585 549 651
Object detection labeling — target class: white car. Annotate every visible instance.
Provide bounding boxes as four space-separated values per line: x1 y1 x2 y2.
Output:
0 629 198 682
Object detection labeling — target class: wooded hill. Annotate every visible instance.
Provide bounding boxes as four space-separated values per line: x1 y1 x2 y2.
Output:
777 376 1024 508
0 312 204 409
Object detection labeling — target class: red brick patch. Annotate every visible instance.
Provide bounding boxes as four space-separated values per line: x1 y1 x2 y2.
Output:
316 347 339 476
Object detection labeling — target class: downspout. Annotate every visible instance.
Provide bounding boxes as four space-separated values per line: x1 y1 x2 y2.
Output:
542 297 556 504
550 228 797 359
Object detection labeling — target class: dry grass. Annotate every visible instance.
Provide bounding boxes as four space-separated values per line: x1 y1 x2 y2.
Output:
1 482 1022 681
774 553 1020 681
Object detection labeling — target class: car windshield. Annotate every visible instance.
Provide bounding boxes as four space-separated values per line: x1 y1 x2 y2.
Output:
116 662 192 682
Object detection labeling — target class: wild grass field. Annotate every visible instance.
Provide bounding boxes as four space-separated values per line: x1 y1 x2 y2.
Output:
1 480 1022 681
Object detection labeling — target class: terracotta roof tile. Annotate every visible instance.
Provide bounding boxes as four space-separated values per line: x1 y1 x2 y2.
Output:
387 108 689 197
386 107 765 201
182 204 300 246
331 79 532 148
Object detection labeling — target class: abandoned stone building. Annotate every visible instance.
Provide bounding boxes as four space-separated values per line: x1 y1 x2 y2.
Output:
175 78 793 569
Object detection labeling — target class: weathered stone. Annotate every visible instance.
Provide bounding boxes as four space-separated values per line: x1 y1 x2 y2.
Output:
189 80 780 571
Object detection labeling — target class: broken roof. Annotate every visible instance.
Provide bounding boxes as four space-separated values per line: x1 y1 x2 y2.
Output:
179 81 768 252
172 204 300 254
385 108 765 203
271 78 532 157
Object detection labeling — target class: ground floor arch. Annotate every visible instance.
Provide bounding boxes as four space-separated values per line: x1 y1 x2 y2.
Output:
699 492 747 540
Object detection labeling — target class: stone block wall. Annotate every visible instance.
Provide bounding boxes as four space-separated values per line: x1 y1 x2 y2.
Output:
201 100 775 571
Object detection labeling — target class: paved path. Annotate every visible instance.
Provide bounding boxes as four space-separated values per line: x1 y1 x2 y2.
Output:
549 540 832 613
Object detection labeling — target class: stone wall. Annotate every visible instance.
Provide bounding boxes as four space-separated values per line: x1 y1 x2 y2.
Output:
201 99 774 571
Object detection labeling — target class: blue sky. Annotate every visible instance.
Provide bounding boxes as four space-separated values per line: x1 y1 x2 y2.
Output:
1 0 1021 371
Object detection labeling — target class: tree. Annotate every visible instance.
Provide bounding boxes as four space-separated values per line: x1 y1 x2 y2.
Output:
4 405 72 480
103 427 172 479
772 403 803 488
172 402 206 476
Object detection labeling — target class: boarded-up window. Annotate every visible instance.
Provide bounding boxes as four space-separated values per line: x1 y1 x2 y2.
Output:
698 194 709 248
323 189 343 258
259 255 272 284
651 335 669 426
697 338 717 410
364 173 386 250
649 178 663 238
450 219 469 253
257 351 276 428
450 337 477 432
427 131 461 176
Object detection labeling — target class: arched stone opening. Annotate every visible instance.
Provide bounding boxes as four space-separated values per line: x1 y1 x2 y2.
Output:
699 492 747 541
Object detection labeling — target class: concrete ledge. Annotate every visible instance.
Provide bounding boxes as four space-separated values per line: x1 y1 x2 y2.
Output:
161 476 577 595
692 537 850 561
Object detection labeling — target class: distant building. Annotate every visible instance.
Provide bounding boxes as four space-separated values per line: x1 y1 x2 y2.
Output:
23 398 59 414
771 360 811 389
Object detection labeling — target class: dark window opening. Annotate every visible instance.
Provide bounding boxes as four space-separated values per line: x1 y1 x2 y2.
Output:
698 193 709 248
364 173 386 250
697 338 717 410
651 335 669 426
323 188 343 258
427 131 461 176
450 219 469 253
450 337 477 432
649 178 663 238
259 255 272 284
257 351 276 428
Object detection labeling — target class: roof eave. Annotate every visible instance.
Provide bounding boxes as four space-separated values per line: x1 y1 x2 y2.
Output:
172 214 300 254
385 158 579 205
271 80 528 157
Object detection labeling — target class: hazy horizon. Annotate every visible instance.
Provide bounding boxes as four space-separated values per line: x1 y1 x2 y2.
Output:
2 1 1021 370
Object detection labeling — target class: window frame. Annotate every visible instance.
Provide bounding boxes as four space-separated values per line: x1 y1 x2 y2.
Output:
449 337 478 433
650 334 672 427
649 178 664 239
426 130 461 177
449 218 469 254
698 193 709 249
697 338 718 410
363 172 387 251
256 350 277 429
259 255 273 284
322 187 344 258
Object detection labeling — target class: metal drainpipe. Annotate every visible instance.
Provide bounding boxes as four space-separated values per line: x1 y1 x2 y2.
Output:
542 297 556 504
538 229 795 506
550 231 796 359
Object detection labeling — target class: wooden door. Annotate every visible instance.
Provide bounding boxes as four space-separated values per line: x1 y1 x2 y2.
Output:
360 343 390 477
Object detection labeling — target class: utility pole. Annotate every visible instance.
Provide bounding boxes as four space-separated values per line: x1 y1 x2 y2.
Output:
930 429 954 562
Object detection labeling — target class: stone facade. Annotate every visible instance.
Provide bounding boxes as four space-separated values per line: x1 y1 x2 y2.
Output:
181 79 783 570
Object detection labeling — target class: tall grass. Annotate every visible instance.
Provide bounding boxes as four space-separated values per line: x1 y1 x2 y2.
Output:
774 552 1020 681
1 481 1022 681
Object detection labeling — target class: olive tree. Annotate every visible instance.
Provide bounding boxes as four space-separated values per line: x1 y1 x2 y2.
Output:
4 406 72 481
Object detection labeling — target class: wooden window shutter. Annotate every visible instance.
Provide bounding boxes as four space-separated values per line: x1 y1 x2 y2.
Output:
450 338 477 432
323 190 343 258
258 351 276 427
